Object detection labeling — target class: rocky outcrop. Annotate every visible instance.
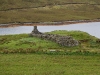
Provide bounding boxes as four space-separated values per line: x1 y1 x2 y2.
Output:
30 33 79 47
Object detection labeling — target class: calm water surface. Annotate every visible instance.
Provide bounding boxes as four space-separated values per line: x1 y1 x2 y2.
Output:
0 22 100 38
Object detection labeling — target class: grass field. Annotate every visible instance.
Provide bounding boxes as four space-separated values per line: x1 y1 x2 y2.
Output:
0 54 100 75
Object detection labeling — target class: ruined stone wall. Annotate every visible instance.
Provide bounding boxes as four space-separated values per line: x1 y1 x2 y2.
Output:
30 33 79 47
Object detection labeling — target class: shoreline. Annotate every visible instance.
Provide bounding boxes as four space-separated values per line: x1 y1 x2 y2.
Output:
0 19 100 28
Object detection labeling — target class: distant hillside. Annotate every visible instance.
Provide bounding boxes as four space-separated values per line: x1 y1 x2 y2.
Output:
0 0 100 10
0 0 100 24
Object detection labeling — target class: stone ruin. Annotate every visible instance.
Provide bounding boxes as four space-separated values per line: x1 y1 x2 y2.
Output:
30 33 79 47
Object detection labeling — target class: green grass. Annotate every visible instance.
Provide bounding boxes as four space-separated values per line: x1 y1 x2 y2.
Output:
0 54 100 75
0 31 100 75
0 30 100 54
0 1 100 75
46 30 96 40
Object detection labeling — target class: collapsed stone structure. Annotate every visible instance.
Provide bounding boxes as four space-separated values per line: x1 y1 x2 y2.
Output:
30 33 79 47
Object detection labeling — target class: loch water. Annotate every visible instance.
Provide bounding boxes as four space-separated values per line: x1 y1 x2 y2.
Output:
0 22 100 38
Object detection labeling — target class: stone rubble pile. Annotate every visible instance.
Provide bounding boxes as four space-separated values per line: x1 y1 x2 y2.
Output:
30 33 79 47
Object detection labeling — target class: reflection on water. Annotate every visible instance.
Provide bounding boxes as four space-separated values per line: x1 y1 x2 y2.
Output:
0 22 100 38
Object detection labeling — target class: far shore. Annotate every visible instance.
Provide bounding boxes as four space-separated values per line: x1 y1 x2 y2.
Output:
0 19 100 28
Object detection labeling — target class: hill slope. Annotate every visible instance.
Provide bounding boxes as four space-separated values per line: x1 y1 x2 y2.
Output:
0 0 100 10
0 0 100 24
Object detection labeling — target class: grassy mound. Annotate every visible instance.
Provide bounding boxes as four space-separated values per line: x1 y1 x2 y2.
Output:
0 30 100 54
